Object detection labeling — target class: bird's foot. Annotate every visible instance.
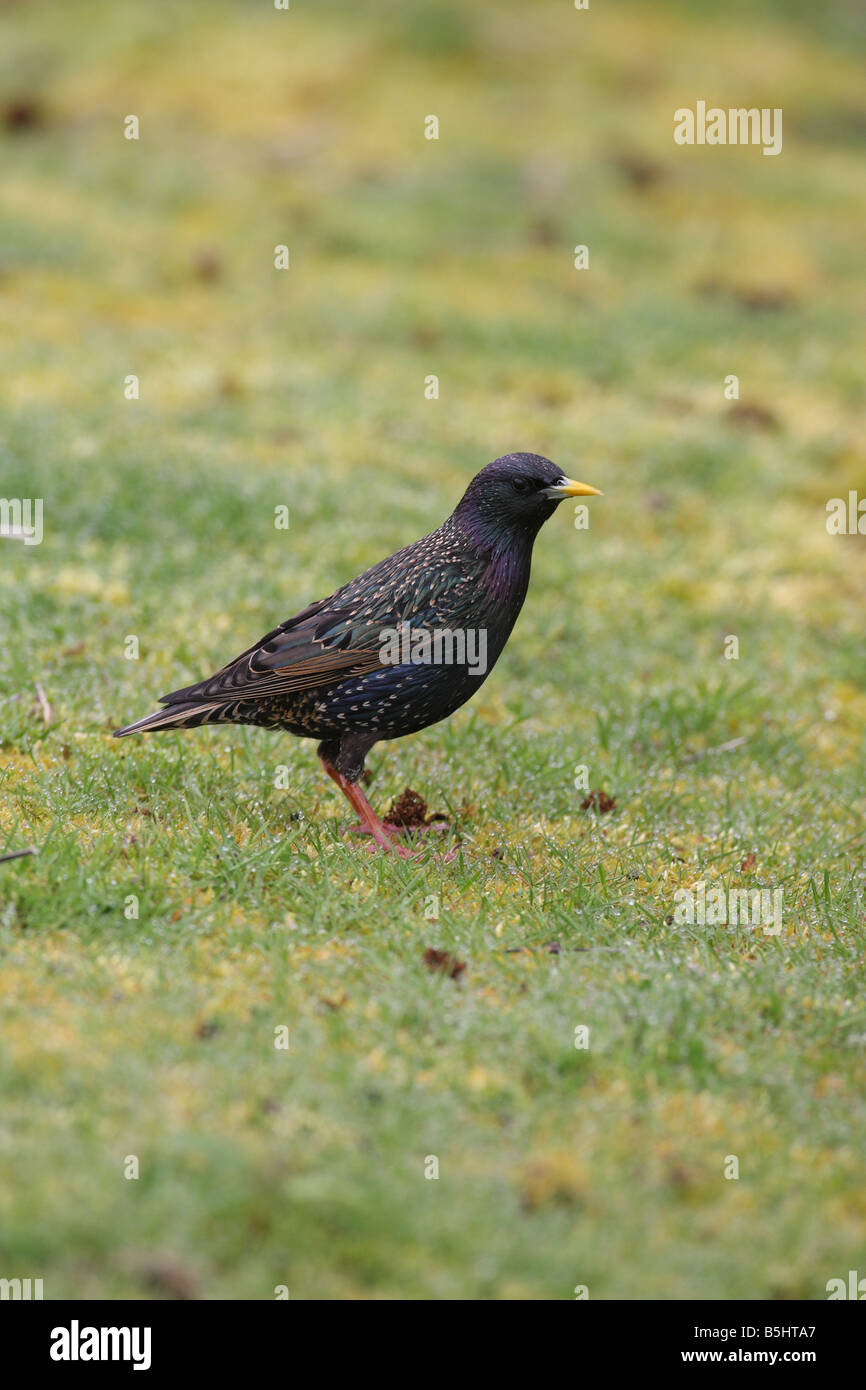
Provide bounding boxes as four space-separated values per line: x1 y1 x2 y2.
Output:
343 820 445 838
365 837 425 861
347 824 457 862
369 840 457 863
319 756 457 862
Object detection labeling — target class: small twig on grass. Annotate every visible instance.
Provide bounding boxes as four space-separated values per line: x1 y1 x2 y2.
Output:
33 682 54 726
0 847 38 864
681 735 748 765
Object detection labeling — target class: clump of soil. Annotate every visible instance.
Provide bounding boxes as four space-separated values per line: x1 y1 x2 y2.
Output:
694 278 797 313
385 787 449 829
4 99 45 133
610 150 667 191
423 948 466 980
726 401 779 432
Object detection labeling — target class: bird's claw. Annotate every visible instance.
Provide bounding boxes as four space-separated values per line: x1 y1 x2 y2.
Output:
350 828 458 863
343 820 444 839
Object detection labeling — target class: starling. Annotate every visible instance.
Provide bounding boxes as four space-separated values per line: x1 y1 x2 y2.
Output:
115 453 601 858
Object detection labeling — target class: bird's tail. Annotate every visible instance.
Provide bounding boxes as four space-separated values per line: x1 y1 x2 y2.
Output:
114 702 225 737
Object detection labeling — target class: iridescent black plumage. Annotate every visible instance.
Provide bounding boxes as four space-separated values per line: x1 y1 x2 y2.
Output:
115 453 600 854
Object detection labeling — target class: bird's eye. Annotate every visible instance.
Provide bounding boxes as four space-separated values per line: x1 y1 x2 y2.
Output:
511 477 533 495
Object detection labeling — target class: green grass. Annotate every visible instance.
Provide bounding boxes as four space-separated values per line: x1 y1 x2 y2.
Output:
1 0 865 1299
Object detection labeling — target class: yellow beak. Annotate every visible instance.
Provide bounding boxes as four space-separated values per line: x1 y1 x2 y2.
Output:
544 476 603 499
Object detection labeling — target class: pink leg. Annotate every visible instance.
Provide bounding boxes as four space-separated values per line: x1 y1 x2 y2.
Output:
319 757 420 859
344 820 441 839
318 758 455 861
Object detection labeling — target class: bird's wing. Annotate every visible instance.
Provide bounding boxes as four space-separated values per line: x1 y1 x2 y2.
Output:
159 545 470 707
159 597 387 705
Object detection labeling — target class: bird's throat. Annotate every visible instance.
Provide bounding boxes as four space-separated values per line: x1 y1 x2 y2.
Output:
451 511 535 604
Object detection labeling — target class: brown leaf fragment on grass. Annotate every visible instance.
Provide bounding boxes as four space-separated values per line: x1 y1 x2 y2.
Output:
192 247 222 282
519 1153 589 1212
409 323 440 349
580 789 617 814
741 852 757 872
666 1163 696 1191
529 216 560 246
217 373 242 398
423 947 466 980
385 787 427 826
134 1253 200 1300
4 98 44 132
318 991 349 1011
385 787 449 829
694 278 797 312
726 401 779 432
611 150 667 190
735 285 798 312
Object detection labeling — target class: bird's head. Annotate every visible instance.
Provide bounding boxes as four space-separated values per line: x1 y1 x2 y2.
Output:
454 452 602 546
